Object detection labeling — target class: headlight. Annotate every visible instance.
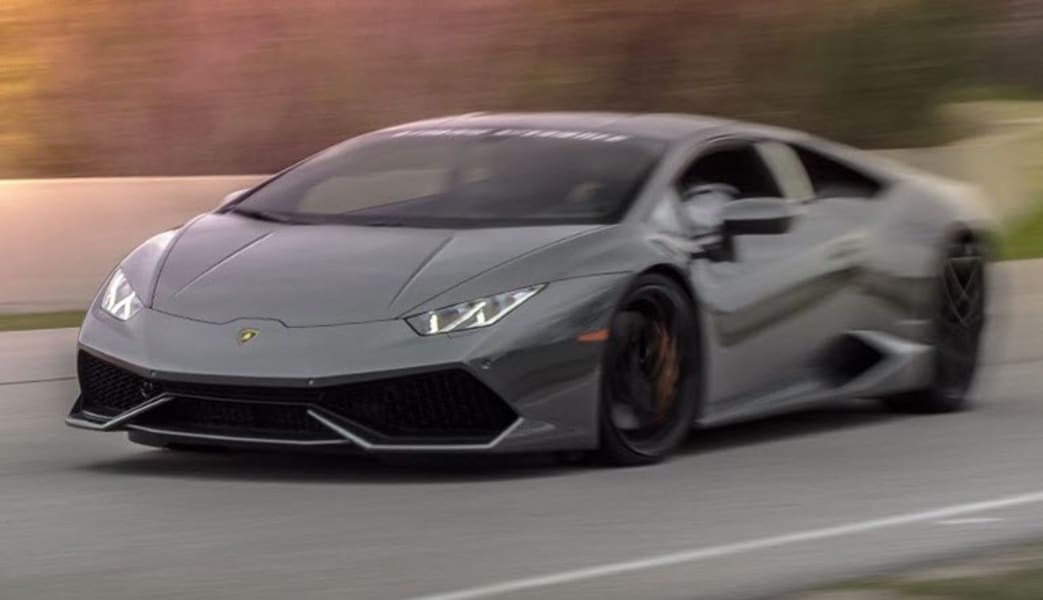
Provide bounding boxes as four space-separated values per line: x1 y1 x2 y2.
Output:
406 285 544 336
99 268 143 321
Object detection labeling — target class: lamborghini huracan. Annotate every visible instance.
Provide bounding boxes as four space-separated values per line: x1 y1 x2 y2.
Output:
67 113 993 465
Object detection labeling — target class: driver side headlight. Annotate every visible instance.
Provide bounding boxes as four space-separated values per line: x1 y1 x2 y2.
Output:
406 285 544 336
98 268 143 321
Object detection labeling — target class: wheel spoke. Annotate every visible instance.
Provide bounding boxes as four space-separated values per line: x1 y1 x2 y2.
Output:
605 288 691 453
934 244 985 397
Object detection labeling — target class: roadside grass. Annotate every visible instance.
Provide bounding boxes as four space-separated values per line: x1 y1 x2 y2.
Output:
0 310 86 332
798 543 1043 600
891 568 1043 600
999 194 1043 260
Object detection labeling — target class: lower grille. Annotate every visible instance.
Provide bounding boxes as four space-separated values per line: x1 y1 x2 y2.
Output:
134 397 332 440
318 371 517 442
76 351 517 444
78 351 149 416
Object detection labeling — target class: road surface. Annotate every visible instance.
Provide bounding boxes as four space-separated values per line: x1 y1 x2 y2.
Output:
1 261 1041 600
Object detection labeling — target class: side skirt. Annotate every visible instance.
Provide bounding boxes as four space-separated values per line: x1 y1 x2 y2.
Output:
696 330 933 428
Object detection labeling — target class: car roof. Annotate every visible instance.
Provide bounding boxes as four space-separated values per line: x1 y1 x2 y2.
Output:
379 111 760 143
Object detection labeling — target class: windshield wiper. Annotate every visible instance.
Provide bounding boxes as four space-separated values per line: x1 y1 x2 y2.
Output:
228 206 301 224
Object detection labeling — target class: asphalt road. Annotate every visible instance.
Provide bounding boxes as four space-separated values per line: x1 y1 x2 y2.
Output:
2 261 1042 600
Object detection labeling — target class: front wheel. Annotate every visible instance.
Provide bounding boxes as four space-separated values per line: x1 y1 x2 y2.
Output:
884 236 986 413
596 274 700 466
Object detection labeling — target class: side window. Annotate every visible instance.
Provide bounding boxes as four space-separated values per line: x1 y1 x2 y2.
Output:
679 144 782 200
674 142 783 235
793 145 883 199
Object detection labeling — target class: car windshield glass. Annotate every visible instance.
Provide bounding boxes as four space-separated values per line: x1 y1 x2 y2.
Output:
232 128 665 227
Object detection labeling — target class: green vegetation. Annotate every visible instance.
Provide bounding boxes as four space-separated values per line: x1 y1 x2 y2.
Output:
894 569 1043 599
949 86 1043 104
802 543 1043 599
1001 196 1043 260
810 0 976 148
0 311 85 332
829 569 1043 599
0 0 1039 178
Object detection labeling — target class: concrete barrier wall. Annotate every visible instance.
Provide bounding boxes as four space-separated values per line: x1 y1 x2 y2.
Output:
0 132 1036 312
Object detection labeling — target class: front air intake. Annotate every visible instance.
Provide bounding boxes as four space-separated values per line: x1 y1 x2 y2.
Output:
78 351 152 416
76 351 517 444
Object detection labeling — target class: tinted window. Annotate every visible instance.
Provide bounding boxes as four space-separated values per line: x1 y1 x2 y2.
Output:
794 146 883 199
679 144 782 199
232 131 664 227
675 143 783 235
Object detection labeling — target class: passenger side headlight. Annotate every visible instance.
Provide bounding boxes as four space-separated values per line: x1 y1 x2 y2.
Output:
406 285 544 335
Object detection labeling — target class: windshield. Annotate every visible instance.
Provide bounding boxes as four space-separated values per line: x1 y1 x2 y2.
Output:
230 128 665 227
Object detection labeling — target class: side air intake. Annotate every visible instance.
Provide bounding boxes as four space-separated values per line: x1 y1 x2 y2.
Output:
819 334 886 387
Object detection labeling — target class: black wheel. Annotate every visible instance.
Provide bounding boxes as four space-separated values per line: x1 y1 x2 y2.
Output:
597 274 700 466
884 236 986 413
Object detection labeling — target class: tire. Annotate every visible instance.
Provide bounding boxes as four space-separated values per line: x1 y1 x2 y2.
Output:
596 273 701 466
883 236 986 414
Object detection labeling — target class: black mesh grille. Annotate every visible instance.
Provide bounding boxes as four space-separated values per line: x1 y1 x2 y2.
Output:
134 398 331 440
162 381 322 403
76 351 517 443
78 351 150 416
318 371 517 442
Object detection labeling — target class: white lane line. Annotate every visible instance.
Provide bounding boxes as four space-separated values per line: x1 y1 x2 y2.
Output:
411 490 1043 600
936 517 1005 526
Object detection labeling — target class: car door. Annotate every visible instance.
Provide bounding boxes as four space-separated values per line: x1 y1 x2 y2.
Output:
677 138 870 416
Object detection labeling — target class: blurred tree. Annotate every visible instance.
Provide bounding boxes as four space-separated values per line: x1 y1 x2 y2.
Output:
982 0 1043 93
808 0 979 147
0 0 47 176
0 0 1031 177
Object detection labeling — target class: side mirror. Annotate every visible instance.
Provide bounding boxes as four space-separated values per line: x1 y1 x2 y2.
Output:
218 188 249 209
721 197 798 236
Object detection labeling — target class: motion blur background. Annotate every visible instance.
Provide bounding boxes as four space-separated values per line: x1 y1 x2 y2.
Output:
2 0 1043 315
1 0 1041 178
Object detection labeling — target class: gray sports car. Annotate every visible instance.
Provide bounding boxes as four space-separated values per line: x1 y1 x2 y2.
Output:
67 113 992 465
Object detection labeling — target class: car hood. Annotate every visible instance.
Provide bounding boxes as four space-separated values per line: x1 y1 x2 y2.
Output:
150 213 600 326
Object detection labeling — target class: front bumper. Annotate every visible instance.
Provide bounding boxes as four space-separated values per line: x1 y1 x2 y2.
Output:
68 274 624 453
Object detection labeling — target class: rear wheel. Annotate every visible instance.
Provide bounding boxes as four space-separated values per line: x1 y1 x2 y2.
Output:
884 236 986 413
597 274 700 466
